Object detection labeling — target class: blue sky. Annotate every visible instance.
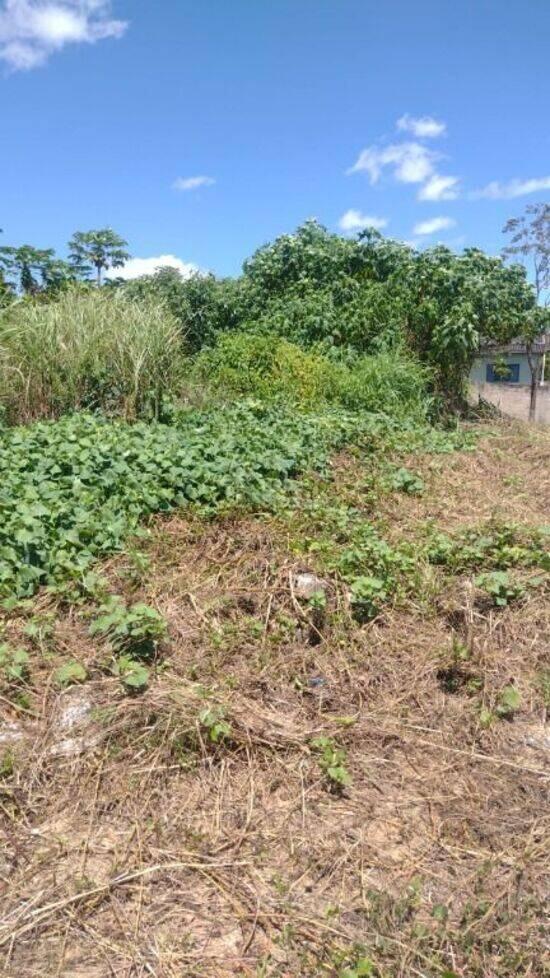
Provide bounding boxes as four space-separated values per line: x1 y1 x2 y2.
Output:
1 0 549 278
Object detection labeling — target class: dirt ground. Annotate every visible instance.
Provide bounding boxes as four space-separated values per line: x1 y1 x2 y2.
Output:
0 420 548 978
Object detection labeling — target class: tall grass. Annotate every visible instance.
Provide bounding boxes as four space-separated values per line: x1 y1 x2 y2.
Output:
0 289 183 423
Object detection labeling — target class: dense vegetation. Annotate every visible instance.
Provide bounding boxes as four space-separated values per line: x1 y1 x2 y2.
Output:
0 218 547 610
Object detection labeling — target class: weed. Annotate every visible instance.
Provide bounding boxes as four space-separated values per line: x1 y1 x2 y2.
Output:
311 736 351 789
199 706 232 744
55 661 88 687
0 644 30 685
390 466 424 495
90 597 166 661
474 571 525 607
113 656 150 692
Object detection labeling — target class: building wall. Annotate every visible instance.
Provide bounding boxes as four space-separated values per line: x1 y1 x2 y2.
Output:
470 353 533 386
470 381 550 425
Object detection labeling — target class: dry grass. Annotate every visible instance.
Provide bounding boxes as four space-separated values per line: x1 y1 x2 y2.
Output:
0 421 548 978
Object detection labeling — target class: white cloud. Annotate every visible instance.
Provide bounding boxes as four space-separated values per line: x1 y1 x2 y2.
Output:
173 175 216 192
348 141 438 185
470 176 550 199
397 114 446 139
338 209 388 233
413 216 456 236
108 255 200 281
418 174 460 201
0 0 127 69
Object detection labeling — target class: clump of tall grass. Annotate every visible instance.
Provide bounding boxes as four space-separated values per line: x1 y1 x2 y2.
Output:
0 288 183 423
192 331 431 423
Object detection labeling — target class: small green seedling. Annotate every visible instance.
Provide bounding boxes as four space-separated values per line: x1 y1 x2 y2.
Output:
339 958 374 978
113 656 150 692
199 706 232 744
495 684 521 719
391 467 424 495
474 571 525 607
90 597 166 661
55 661 88 687
0 644 30 684
311 736 351 789
349 576 387 621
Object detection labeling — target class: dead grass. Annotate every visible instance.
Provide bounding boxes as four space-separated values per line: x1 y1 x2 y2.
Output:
0 420 548 977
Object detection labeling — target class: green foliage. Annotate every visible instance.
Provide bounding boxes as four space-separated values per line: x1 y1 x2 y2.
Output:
339 960 374 978
348 575 388 621
55 661 88 687
474 570 526 607
194 331 431 422
199 706 232 743
113 656 150 691
311 735 351 788
0 288 182 423
391 466 424 495
0 403 374 601
90 597 166 661
68 228 130 286
0 644 29 684
495 684 521 718
121 267 247 352
427 523 549 574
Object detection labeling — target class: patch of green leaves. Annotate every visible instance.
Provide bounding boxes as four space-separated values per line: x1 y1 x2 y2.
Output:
311 735 351 789
113 656 150 691
199 706 232 744
90 597 166 661
474 571 525 607
55 661 88 687
0 644 30 685
390 466 424 495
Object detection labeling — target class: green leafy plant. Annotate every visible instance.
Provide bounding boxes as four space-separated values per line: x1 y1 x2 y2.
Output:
0 644 30 684
55 661 88 687
199 706 232 744
495 684 521 719
474 571 525 607
349 576 388 621
339 960 374 978
90 597 166 661
113 655 150 691
391 466 424 495
311 736 351 789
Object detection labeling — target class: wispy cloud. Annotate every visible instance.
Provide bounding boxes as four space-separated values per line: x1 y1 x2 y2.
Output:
107 255 199 281
348 141 438 185
413 216 456 236
338 209 388 233
397 114 446 139
173 175 216 192
418 174 460 201
470 176 550 199
0 0 127 69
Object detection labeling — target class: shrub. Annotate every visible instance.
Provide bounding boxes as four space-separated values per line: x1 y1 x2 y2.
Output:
0 288 183 423
193 332 431 422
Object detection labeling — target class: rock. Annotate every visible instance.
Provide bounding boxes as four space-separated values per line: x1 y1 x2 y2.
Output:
56 688 93 731
0 720 25 746
49 687 99 757
293 572 327 601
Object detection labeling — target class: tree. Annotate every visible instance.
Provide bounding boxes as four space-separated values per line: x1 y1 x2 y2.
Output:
68 228 130 286
503 203 550 419
0 244 57 294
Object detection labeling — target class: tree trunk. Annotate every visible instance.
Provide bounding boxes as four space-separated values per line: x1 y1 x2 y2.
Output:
96 264 102 288
526 342 539 422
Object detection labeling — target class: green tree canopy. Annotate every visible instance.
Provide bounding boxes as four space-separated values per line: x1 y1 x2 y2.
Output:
68 228 130 286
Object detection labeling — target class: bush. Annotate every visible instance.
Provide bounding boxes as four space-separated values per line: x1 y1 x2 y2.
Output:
192 332 431 422
0 288 183 423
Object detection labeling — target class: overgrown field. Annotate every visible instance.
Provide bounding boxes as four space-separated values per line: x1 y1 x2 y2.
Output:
0 413 548 978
